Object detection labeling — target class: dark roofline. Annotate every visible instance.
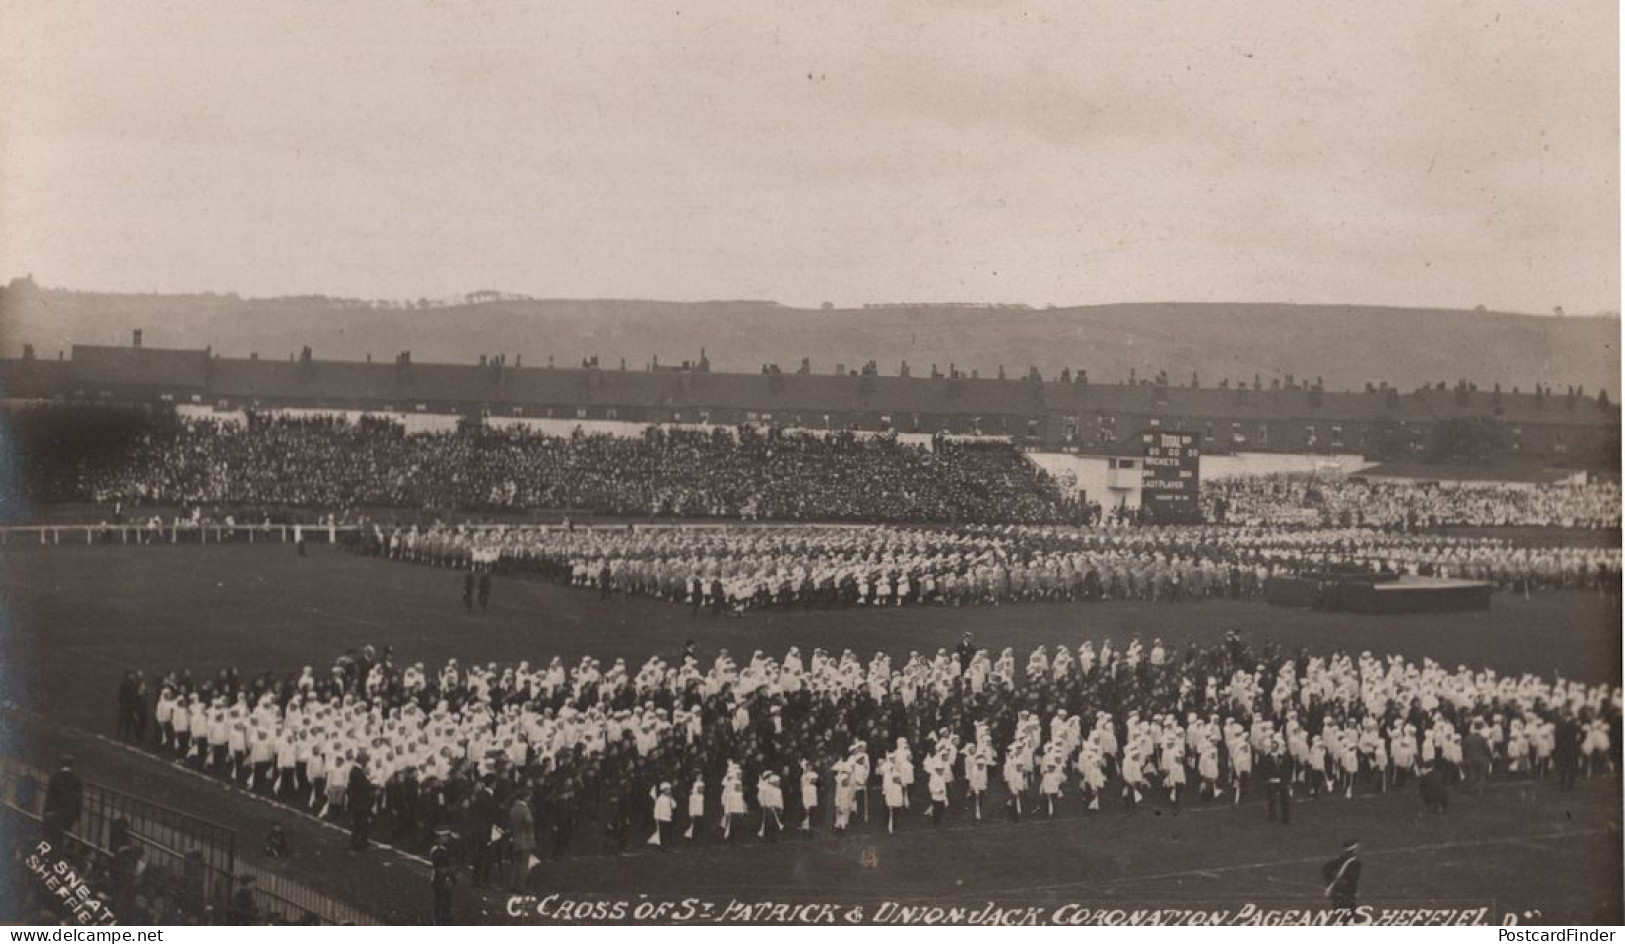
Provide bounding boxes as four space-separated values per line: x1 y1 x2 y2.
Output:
3 347 1616 429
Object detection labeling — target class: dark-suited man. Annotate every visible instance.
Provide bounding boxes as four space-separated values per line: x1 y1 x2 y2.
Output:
349 754 373 851
429 827 457 925
43 756 84 849
1554 717 1582 789
468 776 500 887
1260 738 1290 825
955 634 976 673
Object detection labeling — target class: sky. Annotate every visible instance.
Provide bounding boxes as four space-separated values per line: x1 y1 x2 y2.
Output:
0 0 1618 313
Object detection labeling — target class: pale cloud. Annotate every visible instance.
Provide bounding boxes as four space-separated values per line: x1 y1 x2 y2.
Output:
0 0 1616 312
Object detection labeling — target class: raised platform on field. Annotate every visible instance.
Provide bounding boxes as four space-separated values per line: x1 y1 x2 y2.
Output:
1266 573 1494 614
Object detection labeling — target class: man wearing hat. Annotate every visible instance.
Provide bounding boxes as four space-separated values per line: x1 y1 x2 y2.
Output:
229 874 258 925
348 751 374 852
43 755 83 850
509 793 536 887
429 826 457 925
1259 735 1291 825
955 633 976 673
1321 839 1362 922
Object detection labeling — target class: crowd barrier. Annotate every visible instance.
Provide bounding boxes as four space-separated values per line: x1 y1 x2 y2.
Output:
0 519 889 547
0 756 377 925
0 523 362 546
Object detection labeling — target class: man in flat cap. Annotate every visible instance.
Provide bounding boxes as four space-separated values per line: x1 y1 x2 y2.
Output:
429 826 457 925
43 755 83 851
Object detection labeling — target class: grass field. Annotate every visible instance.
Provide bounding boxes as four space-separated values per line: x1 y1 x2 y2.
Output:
1 542 1620 924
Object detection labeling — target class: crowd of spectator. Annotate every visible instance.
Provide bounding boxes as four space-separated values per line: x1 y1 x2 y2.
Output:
18 411 1076 525
356 521 1622 612
11 408 1618 533
1205 475 1621 530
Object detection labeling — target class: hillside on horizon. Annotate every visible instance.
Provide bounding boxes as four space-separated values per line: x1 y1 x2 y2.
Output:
0 282 1617 394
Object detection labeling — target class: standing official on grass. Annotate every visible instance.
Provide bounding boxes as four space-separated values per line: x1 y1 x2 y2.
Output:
508 793 535 889
429 826 457 925
349 751 373 851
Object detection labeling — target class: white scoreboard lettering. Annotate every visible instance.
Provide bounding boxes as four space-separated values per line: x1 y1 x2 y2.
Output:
1139 430 1200 523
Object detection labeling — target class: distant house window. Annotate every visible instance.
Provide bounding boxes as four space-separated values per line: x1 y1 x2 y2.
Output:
1305 425 1318 447
511 406 524 415
159 393 174 402
606 407 618 419
1330 425 1344 448
1026 418 1040 438
879 414 893 431
416 403 428 412
1149 417 1162 428
1257 424 1269 445
190 394 202 403
700 409 711 424
971 415 983 435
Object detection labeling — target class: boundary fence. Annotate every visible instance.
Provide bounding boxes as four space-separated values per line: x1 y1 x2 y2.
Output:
0 523 363 547
0 518 888 547
0 756 378 925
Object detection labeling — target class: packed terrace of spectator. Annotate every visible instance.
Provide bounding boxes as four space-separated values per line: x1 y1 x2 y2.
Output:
1204 475 1620 530
10 409 1077 525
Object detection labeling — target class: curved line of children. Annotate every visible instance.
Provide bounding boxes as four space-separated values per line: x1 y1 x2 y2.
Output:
123 631 1621 885
359 521 1621 614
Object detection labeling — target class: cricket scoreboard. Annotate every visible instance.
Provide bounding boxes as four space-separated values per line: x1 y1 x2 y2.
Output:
1139 430 1200 523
